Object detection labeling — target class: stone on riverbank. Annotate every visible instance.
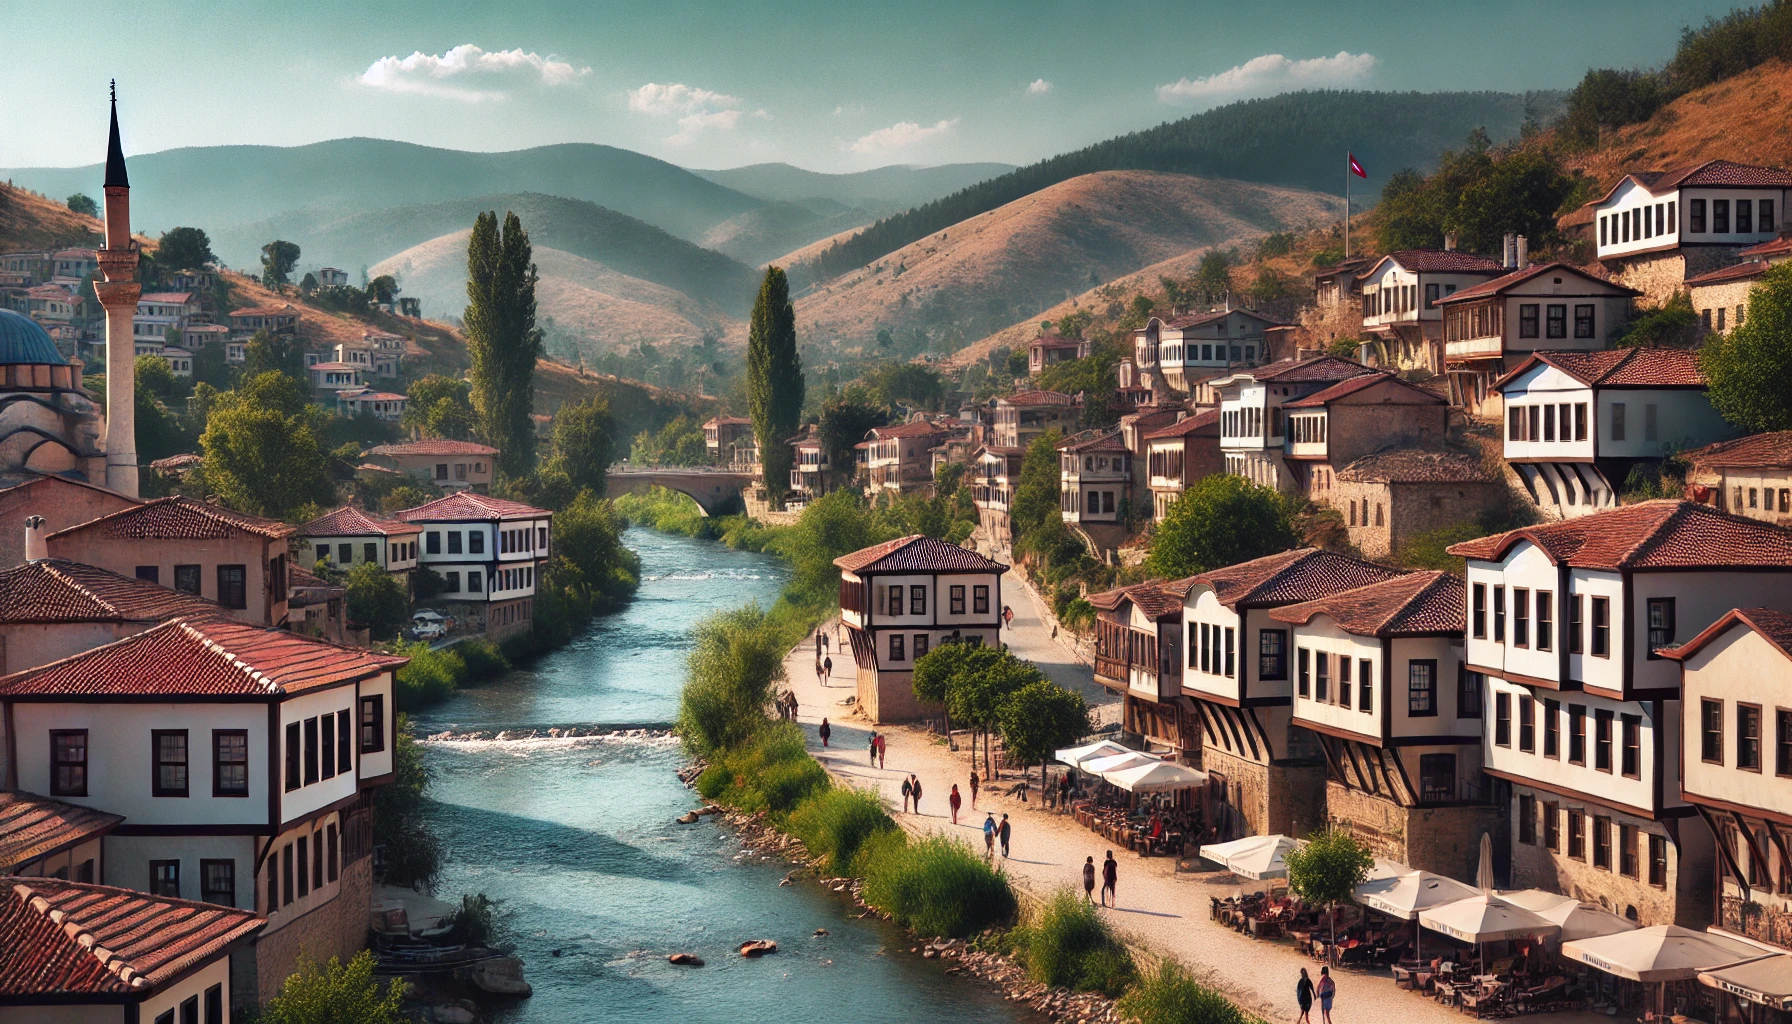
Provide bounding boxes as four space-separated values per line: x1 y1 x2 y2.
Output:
432 1000 478 1023
668 953 705 966
677 810 701 824
739 939 778 957
467 956 532 996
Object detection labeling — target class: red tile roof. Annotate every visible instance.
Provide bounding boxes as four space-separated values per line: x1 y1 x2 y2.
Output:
1337 449 1495 484
1362 250 1504 277
1684 260 1771 286
871 421 948 439
229 305 297 318
1739 235 1792 259
1658 606 1792 662
1143 409 1222 440
1269 570 1464 636
1248 356 1373 384
1087 581 1184 618
1030 333 1083 350
833 535 1009 575
48 496 294 542
1683 430 1792 470
0 560 221 625
365 439 498 457
287 564 345 599
0 793 122 870
300 505 420 538
1058 429 1126 453
1445 500 1792 569
0 617 406 700
0 878 262 997
1493 348 1706 391
1283 371 1447 409
1188 548 1405 609
1164 308 1285 329
1000 390 1079 406
1659 159 1792 190
397 491 550 522
1434 262 1641 304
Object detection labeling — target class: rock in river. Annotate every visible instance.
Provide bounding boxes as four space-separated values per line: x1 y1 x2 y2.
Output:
739 939 778 957
668 953 705 966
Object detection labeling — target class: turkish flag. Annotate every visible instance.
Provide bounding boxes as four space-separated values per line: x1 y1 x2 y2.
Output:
1349 152 1367 178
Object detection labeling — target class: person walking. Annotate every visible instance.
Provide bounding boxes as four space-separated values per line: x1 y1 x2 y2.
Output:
900 775 913 813
818 718 831 748
868 731 878 766
876 733 886 770
948 784 962 824
1315 967 1335 1024
995 814 1011 858
1016 776 1029 803
910 775 923 815
1057 772 1071 812
1295 968 1315 1024
1002 605 1014 629
1100 851 1117 907
968 770 979 809
822 655 833 687
1081 856 1096 903
982 813 997 860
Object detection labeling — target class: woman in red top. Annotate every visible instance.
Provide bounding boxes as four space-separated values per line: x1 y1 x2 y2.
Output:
949 784 962 824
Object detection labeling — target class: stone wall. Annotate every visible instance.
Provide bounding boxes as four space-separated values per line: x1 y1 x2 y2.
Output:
1687 276 1755 334
239 855 374 1010
857 666 941 725
1201 744 1326 839
1299 298 1365 348
1326 783 1504 880
1607 247 1742 308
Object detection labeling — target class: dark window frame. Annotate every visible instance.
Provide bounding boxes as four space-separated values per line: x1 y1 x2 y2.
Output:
152 729 189 798
337 712 353 775
1621 713 1642 778
1591 597 1610 657
174 563 202 595
1777 707 1792 777
1648 833 1668 887
1513 587 1530 648
909 585 926 616
1258 629 1288 681
889 632 905 661
1544 698 1561 759
1545 304 1568 339
200 859 235 906
360 695 385 754
303 717 319 785
1472 582 1487 639
1595 708 1615 773
1495 691 1512 746
50 729 88 797
320 711 336 781
1569 704 1587 765
972 585 990 615
1536 591 1553 652
949 585 965 615
1359 658 1374 713
1646 597 1675 658
1518 303 1540 339
1544 801 1561 851
1518 793 1537 845
1690 197 1706 233
217 564 248 610
284 722 301 791
1408 660 1437 717
1573 304 1596 339
1620 823 1639 878
1458 665 1483 719
1519 695 1536 753
1593 815 1613 870
213 729 249 797
150 859 181 898
1738 702 1763 773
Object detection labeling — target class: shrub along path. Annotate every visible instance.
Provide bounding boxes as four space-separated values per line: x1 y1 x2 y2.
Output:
786 616 1601 1024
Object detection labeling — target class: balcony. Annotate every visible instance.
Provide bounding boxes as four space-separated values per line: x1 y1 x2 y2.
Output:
1445 336 1504 360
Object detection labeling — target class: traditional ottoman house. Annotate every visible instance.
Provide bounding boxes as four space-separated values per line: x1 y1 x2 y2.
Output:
0 557 220 675
1302 257 1374 349
788 425 831 503
703 416 753 463
1028 332 1087 375
397 492 551 641
862 421 946 496
1685 259 1769 336
44 497 294 628
1277 369 1450 505
1143 410 1222 522
0 474 137 568
970 445 1025 555
297 505 420 582
0 877 263 1022
993 390 1079 449
226 305 298 341
1659 607 1792 954
1496 349 1738 520
1446 501 1792 926
1356 248 1506 373
1273 571 1500 878
1089 581 1195 761
1177 548 1405 839
363 439 497 493
1057 429 1131 557
1332 449 1505 560
1213 355 1371 492
1144 308 1283 393
286 564 347 643
1682 431 1792 524
836 535 1007 724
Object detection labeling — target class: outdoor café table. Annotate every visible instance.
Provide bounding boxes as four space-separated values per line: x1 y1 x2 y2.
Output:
1391 965 1416 989
1434 980 1458 1007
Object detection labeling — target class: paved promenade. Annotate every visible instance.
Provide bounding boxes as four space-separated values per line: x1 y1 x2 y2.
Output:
788 575 1601 1024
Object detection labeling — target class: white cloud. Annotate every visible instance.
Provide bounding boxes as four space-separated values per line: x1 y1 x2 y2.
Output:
359 44 590 102
849 118 960 154
1156 51 1376 105
1026 79 1052 96
627 82 761 143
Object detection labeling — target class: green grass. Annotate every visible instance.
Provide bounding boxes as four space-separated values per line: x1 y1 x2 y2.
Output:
1117 962 1264 1024
786 785 897 875
694 723 829 813
858 832 1018 937
1013 888 1137 996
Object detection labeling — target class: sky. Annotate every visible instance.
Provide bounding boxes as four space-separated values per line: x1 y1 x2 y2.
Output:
0 0 1750 174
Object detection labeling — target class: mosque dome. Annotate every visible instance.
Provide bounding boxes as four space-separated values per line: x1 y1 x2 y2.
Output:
0 308 70 366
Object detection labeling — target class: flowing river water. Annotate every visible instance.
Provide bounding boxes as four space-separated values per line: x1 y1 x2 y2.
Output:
409 528 1038 1024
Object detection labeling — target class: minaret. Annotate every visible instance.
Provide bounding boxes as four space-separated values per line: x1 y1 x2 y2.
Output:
94 80 140 497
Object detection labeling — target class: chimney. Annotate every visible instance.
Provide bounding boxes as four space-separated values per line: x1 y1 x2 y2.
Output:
1516 235 1529 270
24 515 47 562
1444 232 1458 252
1502 233 1517 269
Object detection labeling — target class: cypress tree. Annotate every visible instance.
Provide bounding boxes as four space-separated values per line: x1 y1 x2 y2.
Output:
464 211 543 480
746 266 804 506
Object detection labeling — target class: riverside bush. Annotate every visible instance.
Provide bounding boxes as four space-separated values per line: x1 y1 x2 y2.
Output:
785 786 896 874
859 833 1017 937
694 723 828 813
1015 889 1136 996
1118 962 1261 1024
393 642 465 709
457 638 510 681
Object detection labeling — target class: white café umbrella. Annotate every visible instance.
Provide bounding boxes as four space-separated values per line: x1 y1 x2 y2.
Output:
1501 889 1637 943
1355 868 1479 963
1419 893 1561 944
1198 834 1300 880
1081 751 1158 775
1055 740 1131 768
1698 953 1792 1012
1103 760 1208 792
1562 925 1766 983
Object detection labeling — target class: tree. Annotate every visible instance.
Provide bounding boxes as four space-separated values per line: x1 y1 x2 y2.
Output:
747 267 804 507
552 489 638 598
1195 250 1236 302
545 397 615 494
199 372 336 519
1148 474 1298 579
156 227 215 271
868 361 945 410
1008 429 1064 550
379 484 440 514
243 327 307 382
298 271 318 295
402 374 476 440
134 354 180 403
876 327 895 349
343 562 408 640
371 713 440 887
464 211 543 479
260 240 300 290
66 193 97 217
1284 828 1374 960
256 951 408 1024
1373 137 1578 256
817 393 888 485
998 679 1090 782
368 274 399 305
1704 263 1792 431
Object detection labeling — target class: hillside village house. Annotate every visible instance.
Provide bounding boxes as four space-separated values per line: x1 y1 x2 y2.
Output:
0 475 137 567
0 558 220 675
860 421 945 496
1132 309 1283 393
1682 430 1792 523
0 249 95 287
0 877 264 1022
181 321 230 357
397 492 551 641
1496 348 1737 520
1112 358 1160 412
1332 449 1503 560
788 426 831 503
1273 571 1502 878
1057 429 1133 555
1446 501 1792 927
18 284 78 328
0 616 405 1009
44 497 294 628
1685 259 1770 336
306 361 363 393
162 345 193 377
1590 159 1792 304
227 305 298 341
1028 332 1087 375
1089 582 1198 761
703 416 754 463
970 445 1026 554
1435 262 1641 416
132 291 199 345
1212 355 1373 491
297 506 420 581
287 563 347 643
335 388 407 422
1659 607 1792 960
317 268 349 288
1357 248 1506 373
1302 256 1374 347
1143 410 1222 521
836 535 1007 724
1277 369 1451 506
363 439 497 493
993 390 1079 449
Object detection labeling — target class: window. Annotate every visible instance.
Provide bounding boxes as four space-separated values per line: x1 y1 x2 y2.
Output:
973 585 989 614
1425 282 1439 308
1618 713 1641 778
1545 801 1561 851
1649 834 1668 887
1338 657 1353 709
50 730 87 796
426 531 440 554
214 730 248 797
1419 754 1455 803
1573 304 1596 339
303 717 319 784
217 565 247 609
1738 198 1754 234
909 585 926 616
1458 666 1483 719
435 463 449 480
1519 303 1540 338
1224 627 1235 678
887 585 904 617
337 543 352 564
1409 660 1437 716
889 633 905 661
467 572 481 592
1570 705 1587 764
539 527 548 550
320 712 336 780
1714 198 1731 233
1297 647 1310 697
1568 811 1585 860
1546 304 1567 339
1198 624 1210 674
1518 794 1537 844
1620 824 1639 878
950 585 966 615
1544 698 1561 758
1738 703 1762 771
1519 696 1536 752
1509 406 1524 441
1493 586 1505 643
445 571 460 592
1592 597 1610 656
136 565 160 584
1495 692 1512 746
296 837 309 897
327 822 339 882
1575 403 1588 441
1315 652 1329 702
313 831 323 891
206 984 224 1024
1513 587 1530 648
1544 404 1556 442
338 712 353 775
361 695 385 753
284 722 301 790
914 633 929 660
1595 709 1614 772
1536 591 1553 651
1568 595 1583 654
1690 197 1706 233
1612 402 1626 442
1778 709 1792 776
1360 659 1374 713
1258 629 1288 680
1600 215 1608 246
281 843 294 906
201 860 235 906
1472 583 1486 638
1761 198 1776 233
174 564 202 595
1647 597 1675 656
468 531 484 554
151 859 180 898
447 531 462 554
1593 816 1612 869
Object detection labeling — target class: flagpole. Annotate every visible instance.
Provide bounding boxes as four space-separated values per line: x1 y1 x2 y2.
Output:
1345 153 1351 259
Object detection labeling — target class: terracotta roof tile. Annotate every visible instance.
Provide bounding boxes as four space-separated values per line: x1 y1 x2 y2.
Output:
1658 606 1792 662
1434 262 1640 304
1142 409 1221 440
833 535 1009 575
1087 581 1185 619
0 794 122 870
0 617 406 699
1445 500 1792 569
1363 250 1504 276
1683 430 1792 470
1283 371 1447 409
1739 236 1792 259
1684 260 1772 286
365 439 498 457
1189 548 1405 609
1493 348 1706 391
1248 356 1372 383
1058 429 1126 453
47 496 293 542
1269 571 1464 636
0 878 262 996
1000 390 1079 407
397 492 550 522
1337 449 1496 484
300 506 420 538
1030 333 1083 349
870 421 948 439
0 560 222 624
1164 308 1285 329
1659 159 1792 189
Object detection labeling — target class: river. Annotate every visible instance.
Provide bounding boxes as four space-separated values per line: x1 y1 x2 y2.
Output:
409 528 1038 1024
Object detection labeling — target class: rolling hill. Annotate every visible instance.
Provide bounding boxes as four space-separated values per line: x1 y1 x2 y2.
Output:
792 170 1343 348
1563 58 1792 187
0 183 102 251
692 162 1013 208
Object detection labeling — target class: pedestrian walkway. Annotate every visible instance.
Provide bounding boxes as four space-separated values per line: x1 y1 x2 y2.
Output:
789 585 1601 1024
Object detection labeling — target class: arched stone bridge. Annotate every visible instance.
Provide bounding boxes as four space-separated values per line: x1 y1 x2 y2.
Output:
605 467 755 516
